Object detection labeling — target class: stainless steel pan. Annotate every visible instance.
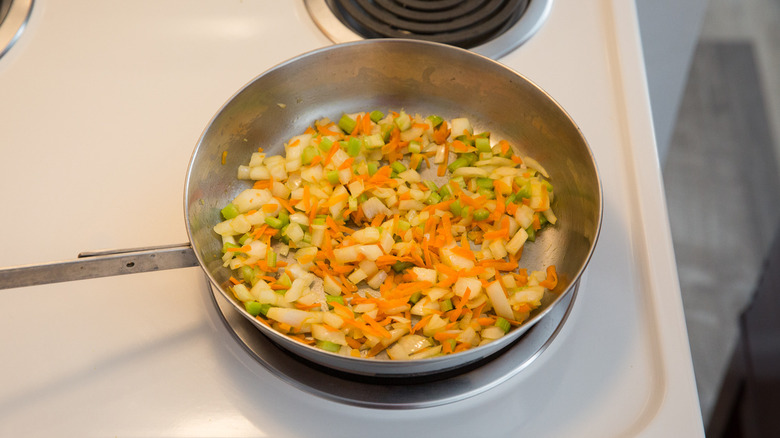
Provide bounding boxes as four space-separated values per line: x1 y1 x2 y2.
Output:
1 40 602 378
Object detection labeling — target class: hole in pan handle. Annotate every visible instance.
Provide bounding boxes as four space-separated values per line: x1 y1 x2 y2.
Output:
0 243 199 290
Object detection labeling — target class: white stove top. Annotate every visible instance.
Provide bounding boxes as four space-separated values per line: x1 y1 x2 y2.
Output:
0 1 704 436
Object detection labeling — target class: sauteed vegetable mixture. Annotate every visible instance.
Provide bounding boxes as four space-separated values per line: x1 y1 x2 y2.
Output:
213 110 559 360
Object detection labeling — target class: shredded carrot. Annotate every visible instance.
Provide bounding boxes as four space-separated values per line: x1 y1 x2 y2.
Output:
338 157 355 170
499 139 511 155
539 265 558 289
275 197 295 214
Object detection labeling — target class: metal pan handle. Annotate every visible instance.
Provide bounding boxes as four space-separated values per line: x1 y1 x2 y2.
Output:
0 243 199 290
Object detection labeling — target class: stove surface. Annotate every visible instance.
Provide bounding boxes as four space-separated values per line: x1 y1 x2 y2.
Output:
0 0 703 436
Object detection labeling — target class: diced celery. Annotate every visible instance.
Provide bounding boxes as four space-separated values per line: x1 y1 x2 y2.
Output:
369 110 384 122
473 208 490 221
425 191 441 205
265 216 284 229
391 161 406 173
326 295 345 308
363 133 384 149
476 177 494 189
221 203 240 220
318 137 333 152
409 291 422 304
427 114 444 128
327 170 340 185
222 242 239 253
447 157 470 173
475 137 491 153
392 261 415 273
394 111 412 131
277 272 292 288
367 161 378 176
495 316 511 333
440 298 454 312
347 137 362 157
338 114 357 133
526 225 536 242
316 339 342 352
449 199 462 216
244 301 265 316
477 188 495 199
301 145 318 165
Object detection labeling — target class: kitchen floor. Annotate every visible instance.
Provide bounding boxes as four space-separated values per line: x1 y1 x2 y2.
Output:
662 0 780 425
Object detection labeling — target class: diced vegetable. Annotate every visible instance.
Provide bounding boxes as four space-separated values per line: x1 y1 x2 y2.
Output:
216 109 559 360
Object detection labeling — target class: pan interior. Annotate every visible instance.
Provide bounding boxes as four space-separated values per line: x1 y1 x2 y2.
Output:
185 40 601 376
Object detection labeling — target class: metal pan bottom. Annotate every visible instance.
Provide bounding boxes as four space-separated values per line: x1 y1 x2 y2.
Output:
206 279 578 409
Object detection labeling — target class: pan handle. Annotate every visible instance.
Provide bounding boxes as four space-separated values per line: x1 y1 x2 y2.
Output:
0 243 199 290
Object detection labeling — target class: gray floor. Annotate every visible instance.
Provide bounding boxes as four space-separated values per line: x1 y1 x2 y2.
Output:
663 0 780 425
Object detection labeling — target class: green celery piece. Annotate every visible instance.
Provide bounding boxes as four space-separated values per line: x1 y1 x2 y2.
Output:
367 161 379 176
477 188 495 200
473 208 490 221
516 183 532 199
409 291 422 304
455 134 474 146
476 177 494 189
327 170 340 185
277 272 292 288
425 191 442 205
240 265 255 282
394 111 412 131
326 295 345 308
449 199 463 216
347 137 362 157
363 133 384 149
440 298 454 312
369 110 384 123
408 141 421 154
392 261 415 273
267 250 277 267
318 137 333 152
424 180 439 192
244 301 265 316
397 220 411 232
316 340 342 353
222 242 239 253
338 114 357 133
301 145 318 165
238 233 252 245
438 184 452 200
277 210 290 226
357 192 368 203
391 161 406 173
265 216 284 229
475 137 491 153
221 203 240 220
447 157 470 173
495 317 511 333
427 114 443 128
526 225 536 242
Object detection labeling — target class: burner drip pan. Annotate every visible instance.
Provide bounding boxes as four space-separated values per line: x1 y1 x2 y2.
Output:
305 0 553 59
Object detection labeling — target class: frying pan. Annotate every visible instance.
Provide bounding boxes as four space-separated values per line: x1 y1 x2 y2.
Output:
1 40 602 378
